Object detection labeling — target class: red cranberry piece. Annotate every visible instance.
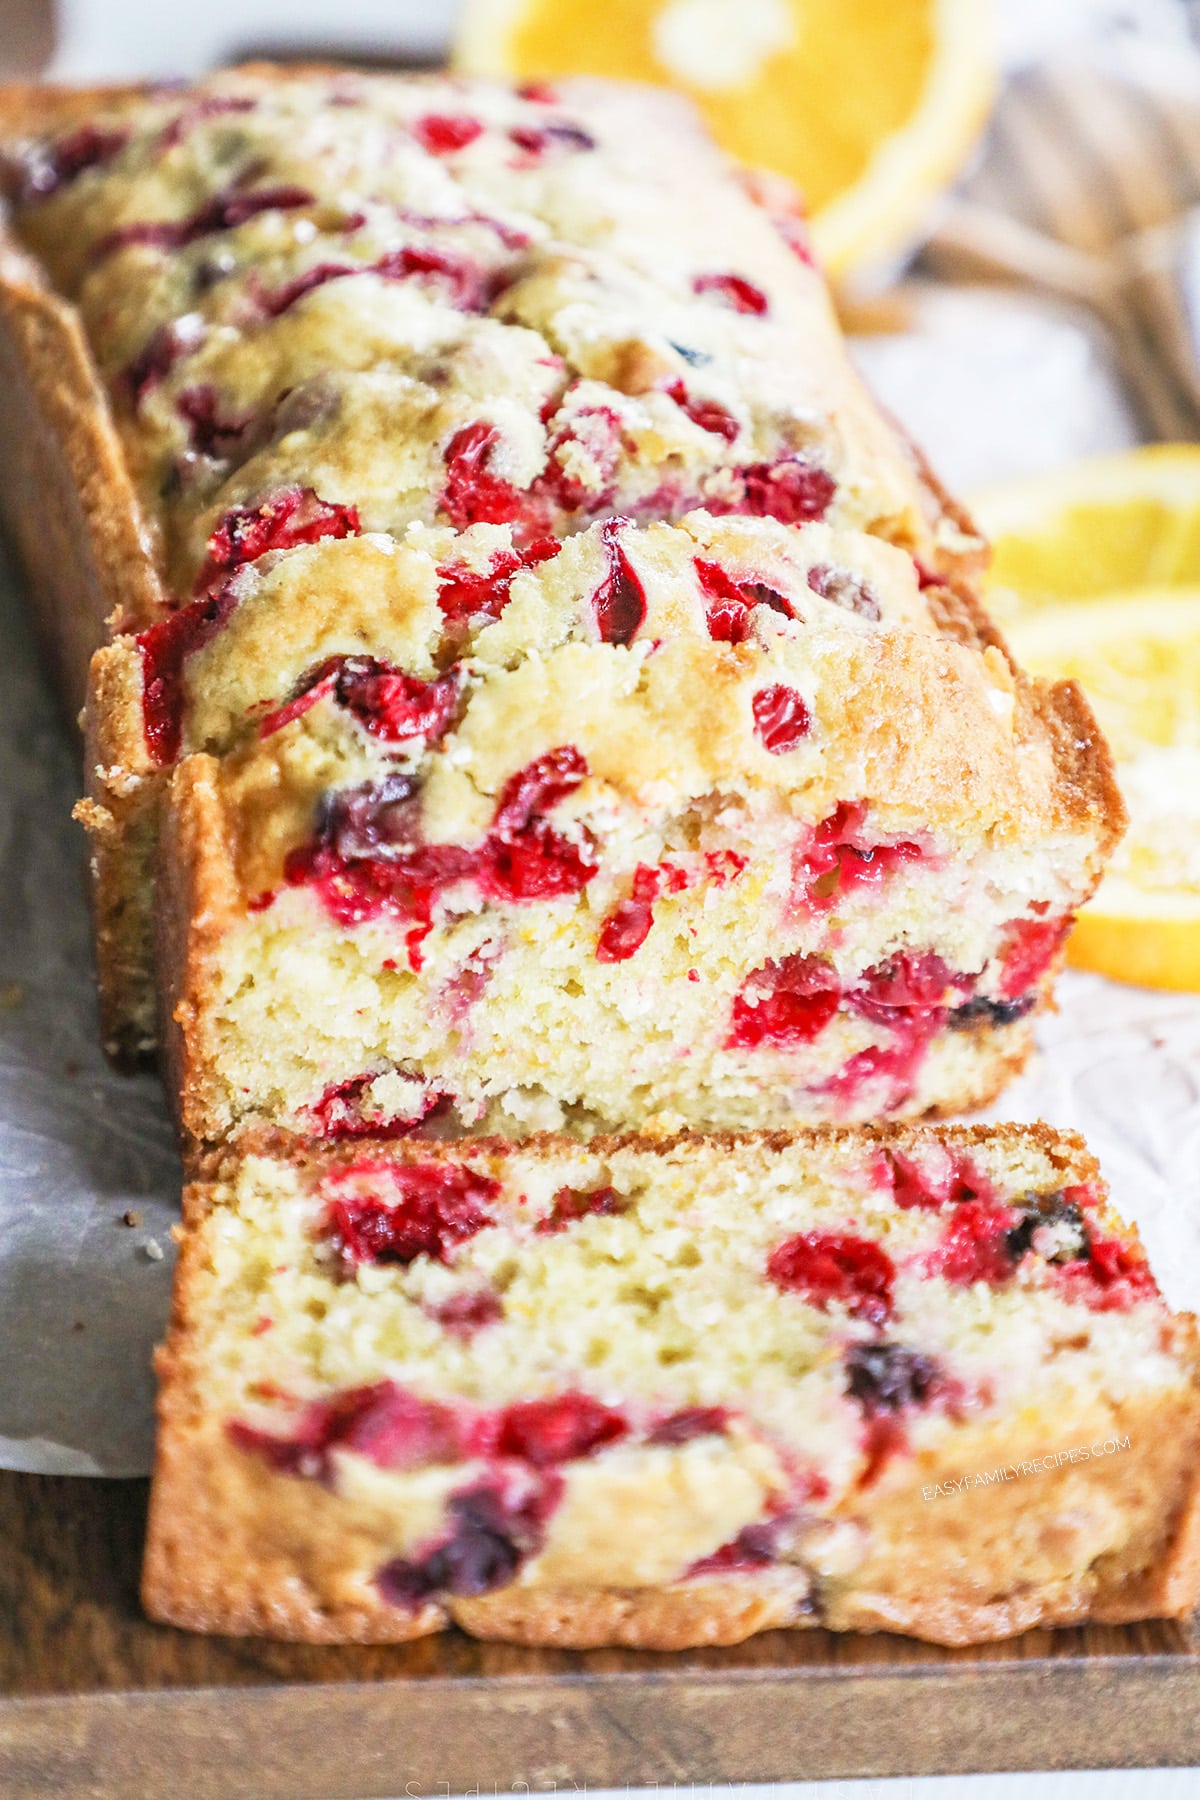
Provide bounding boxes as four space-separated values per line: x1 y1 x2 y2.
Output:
692 272 769 316
94 182 314 260
230 1380 465 1479
807 564 881 621
930 1200 1020 1287
325 1160 500 1269
377 1479 560 1606
498 1393 628 1466
250 260 356 318
848 952 962 1029
752 684 811 753
176 384 251 458
686 1516 792 1577
885 1146 989 1211
491 744 588 836
694 558 792 642
158 95 257 150
4 123 129 207
596 864 660 963
430 1290 505 1337
372 243 491 311
536 405 625 514
997 916 1071 1002
857 1414 908 1490
795 803 923 912
516 81 559 103
844 1342 941 1416
436 538 559 623
120 314 206 409
767 1231 895 1324
509 121 596 156
647 1407 730 1446
196 485 360 592
1056 1235 1160 1312
414 113 485 154
740 457 836 525
137 586 237 764
336 658 461 744
442 422 525 529
662 379 739 442
536 1184 625 1235
727 954 840 1050
592 518 646 645
309 1074 448 1141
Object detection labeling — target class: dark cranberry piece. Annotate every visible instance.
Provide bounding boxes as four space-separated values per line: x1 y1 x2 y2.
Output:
1057 1236 1160 1311
442 422 525 529
596 864 660 962
436 538 559 623
316 775 421 861
536 1184 625 1235
844 1342 941 1416
414 113 485 154
492 745 585 835
121 314 206 408
752 684 811 753
767 1231 895 1324
325 1160 500 1269
4 123 129 207
255 243 492 318
686 1517 790 1577
510 121 596 156
94 182 314 260
647 1407 730 1446
377 1480 559 1606
176 384 251 458
251 259 356 317
694 558 792 642
662 379 739 442
1005 1190 1090 1265
740 458 836 526
592 518 646 645
229 1380 465 1479
885 1147 990 1211
807 564 881 621
848 953 961 1029
498 1393 628 1466
997 916 1071 1002
727 954 840 1050
195 485 360 591
309 1074 448 1141
949 993 1036 1030
692 272 769 315
430 1290 504 1337
137 587 237 764
931 1200 1019 1287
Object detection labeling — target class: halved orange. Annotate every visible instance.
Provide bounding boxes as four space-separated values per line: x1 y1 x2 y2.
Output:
455 0 994 277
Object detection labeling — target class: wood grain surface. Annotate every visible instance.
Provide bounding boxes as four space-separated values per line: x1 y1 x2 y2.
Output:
2 1473 1199 1800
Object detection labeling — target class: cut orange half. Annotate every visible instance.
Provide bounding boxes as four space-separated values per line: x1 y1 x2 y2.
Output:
455 0 994 278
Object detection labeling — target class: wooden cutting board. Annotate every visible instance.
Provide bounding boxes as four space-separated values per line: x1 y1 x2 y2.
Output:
2 1472 1199 1799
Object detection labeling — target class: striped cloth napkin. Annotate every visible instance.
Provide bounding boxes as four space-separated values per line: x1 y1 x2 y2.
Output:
922 11 1200 440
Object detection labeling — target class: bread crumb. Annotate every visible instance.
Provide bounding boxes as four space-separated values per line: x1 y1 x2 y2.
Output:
145 1237 165 1261
122 1209 143 1228
0 982 25 1010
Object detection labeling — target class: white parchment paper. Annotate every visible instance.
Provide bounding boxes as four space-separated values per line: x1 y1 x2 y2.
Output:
0 286 1197 1478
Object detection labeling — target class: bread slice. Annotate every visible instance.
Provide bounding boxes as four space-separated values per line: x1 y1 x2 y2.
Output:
1 66 986 1060
151 506 1118 1144
143 1124 1200 1648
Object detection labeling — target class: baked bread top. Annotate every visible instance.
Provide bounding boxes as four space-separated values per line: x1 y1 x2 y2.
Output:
2 67 957 604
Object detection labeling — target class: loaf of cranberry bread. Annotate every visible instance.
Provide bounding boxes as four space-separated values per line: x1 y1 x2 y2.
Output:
0 67 973 1062
155 507 1117 1143
143 1124 1200 1647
